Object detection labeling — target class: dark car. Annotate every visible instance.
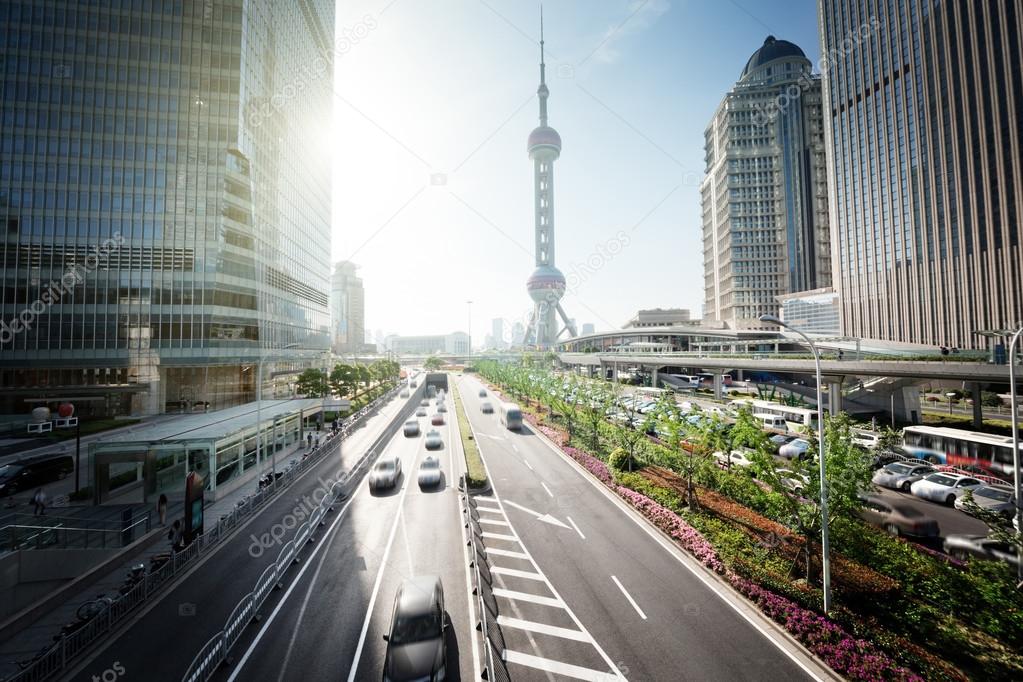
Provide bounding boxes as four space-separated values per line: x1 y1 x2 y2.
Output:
857 494 940 537
0 454 74 496
383 575 447 681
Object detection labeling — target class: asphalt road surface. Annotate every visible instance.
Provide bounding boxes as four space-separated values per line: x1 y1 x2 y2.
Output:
457 374 835 682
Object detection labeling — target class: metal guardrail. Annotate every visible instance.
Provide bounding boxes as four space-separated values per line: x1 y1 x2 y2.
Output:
1 514 151 551
5 385 404 682
180 384 417 682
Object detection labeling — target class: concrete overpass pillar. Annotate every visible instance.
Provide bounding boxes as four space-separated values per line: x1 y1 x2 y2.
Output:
650 366 659 388
827 380 843 415
713 373 723 400
970 382 983 428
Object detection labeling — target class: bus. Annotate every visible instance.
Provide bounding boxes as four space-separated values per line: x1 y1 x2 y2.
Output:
733 399 818 433
901 425 1019 480
499 402 523 430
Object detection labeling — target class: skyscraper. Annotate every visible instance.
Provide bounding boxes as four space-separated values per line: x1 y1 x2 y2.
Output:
490 317 505 349
702 37 831 330
330 261 366 354
819 0 1023 348
0 1 334 415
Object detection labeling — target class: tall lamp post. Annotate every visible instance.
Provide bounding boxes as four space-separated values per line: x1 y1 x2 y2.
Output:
760 314 832 615
1007 325 1023 584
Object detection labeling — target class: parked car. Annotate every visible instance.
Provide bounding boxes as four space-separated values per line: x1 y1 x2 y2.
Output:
777 468 810 495
369 456 401 491
910 473 984 505
857 494 940 537
417 456 442 488
383 576 448 682
872 462 935 492
954 484 1016 517
713 449 755 469
424 429 443 450
415 407 427 417
480 401 494 414
431 414 445 426
403 420 420 437
0 454 74 497
943 534 1020 568
769 434 795 451
851 429 881 449
478 389 487 397
779 438 811 460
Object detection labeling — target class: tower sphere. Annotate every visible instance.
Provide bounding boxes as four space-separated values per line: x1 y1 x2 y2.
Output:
527 125 562 157
526 264 567 303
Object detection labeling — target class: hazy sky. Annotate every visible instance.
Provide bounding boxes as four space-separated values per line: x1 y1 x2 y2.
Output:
332 0 820 345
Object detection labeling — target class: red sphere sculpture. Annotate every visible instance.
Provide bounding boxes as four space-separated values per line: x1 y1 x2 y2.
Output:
58 402 75 418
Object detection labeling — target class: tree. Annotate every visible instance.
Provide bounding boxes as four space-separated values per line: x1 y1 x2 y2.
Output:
875 426 902 453
582 386 612 452
611 390 650 472
550 376 581 441
654 393 700 506
981 391 1004 408
423 356 443 371
329 363 358 398
694 411 731 469
295 368 328 397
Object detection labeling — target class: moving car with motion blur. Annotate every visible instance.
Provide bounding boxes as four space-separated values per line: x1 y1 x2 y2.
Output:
431 413 445 426
943 534 1020 568
424 429 443 451
872 462 935 492
415 407 427 417
417 456 442 488
382 576 448 682
369 456 402 492
403 420 420 437
480 401 494 414
857 494 940 537
478 388 487 397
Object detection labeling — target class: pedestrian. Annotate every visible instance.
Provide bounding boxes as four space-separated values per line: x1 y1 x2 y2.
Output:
32 488 46 516
307 433 313 449
314 436 320 448
158 493 168 526
168 519 183 552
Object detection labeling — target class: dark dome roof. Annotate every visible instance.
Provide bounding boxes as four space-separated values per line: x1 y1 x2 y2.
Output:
741 36 807 78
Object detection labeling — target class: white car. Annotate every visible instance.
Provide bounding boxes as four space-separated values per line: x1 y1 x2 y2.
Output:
424 429 443 451
418 456 442 488
713 449 755 469
910 473 984 505
779 438 811 459
777 468 810 494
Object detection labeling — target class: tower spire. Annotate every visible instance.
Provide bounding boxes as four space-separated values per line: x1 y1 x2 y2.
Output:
538 4 548 126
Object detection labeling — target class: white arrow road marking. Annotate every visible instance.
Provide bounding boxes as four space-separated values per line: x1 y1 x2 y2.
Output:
503 499 570 529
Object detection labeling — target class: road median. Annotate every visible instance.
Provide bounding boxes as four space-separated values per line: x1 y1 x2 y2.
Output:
450 378 488 490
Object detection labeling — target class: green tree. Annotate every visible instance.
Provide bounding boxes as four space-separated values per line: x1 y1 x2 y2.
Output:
550 376 581 441
695 411 731 470
423 356 443 371
329 363 358 399
295 368 329 397
654 393 701 506
875 426 902 452
981 391 1004 408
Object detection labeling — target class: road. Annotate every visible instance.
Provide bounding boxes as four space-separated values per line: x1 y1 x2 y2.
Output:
871 486 990 539
457 374 835 682
63 385 475 682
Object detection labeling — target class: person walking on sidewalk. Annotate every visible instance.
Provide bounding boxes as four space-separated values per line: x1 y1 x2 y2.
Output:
158 493 168 526
32 488 47 516
168 519 183 552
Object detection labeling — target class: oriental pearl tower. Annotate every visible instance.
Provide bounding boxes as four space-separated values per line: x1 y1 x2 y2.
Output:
523 12 576 348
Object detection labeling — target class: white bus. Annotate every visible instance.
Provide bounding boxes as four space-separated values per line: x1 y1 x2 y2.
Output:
901 425 1019 481
499 402 523 430
736 399 818 433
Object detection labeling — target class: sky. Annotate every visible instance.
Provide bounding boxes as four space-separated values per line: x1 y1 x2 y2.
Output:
331 0 821 346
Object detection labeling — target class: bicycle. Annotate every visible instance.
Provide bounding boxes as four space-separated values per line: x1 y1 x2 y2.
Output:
76 594 117 622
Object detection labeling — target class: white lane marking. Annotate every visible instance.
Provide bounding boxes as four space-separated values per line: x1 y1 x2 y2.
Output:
485 547 530 560
503 499 570 529
528 421 825 682
400 506 415 576
502 649 616 682
491 566 545 581
511 443 519 452
497 616 590 642
523 459 534 471
345 450 418 682
475 505 504 515
478 517 511 527
566 515 586 540
541 481 554 498
481 530 519 542
492 587 564 608
611 575 647 620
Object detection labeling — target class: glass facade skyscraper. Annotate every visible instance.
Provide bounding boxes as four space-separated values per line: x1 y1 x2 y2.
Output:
819 0 1023 349
0 0 333 416
330 260 366 354
702 37 831 330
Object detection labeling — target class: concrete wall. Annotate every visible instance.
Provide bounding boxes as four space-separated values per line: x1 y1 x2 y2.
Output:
0 548 118 621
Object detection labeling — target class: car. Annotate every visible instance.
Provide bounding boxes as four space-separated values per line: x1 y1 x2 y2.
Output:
399 390 410 398
424 429 443 450
954 484 1016 517
769 433 796 451
910 473 984 505
943 534 1021 567
857 494 940 537
420 399 430 407
776 468 810 494
851 429 881 449
436 404 447 413
409 381 417 388
415 407 427 417
369 456 401 491
478 388 487 397
418 456 442 488
0 454 74 496
383 575 447 682
779 438 811 459
431 413 445 426
872 462 935 491
713 449 755 469
480 401 494 414
403 420 420 437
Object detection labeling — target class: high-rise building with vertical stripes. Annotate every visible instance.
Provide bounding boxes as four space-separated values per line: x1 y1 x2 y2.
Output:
818 0 1023 348
0 0 334 415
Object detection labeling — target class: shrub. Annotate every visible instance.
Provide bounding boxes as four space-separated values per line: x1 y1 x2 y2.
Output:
608 447 632 471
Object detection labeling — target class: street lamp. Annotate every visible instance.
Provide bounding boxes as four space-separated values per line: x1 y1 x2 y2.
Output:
760 313 832 615
1007 325 1023 584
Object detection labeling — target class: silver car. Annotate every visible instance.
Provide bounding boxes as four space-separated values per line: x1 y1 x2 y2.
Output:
910 473 983 505
480 401 494 414
424 429 443 451
954 484 1016 517
403 420 420 437
415 407 427 417
383 575 447 681
418 456 442 488
478 389 487 397
872 462 935 492
943 534 1021 568
369 456 401 491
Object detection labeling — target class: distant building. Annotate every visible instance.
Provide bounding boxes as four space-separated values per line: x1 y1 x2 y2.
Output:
777 288 840 336
385 332 469 355
491 318 505 349
330 262 369 354
623 309 697 328
820 1 1023 349
512 321 526 346
581 323 596 336
702 36 831 331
